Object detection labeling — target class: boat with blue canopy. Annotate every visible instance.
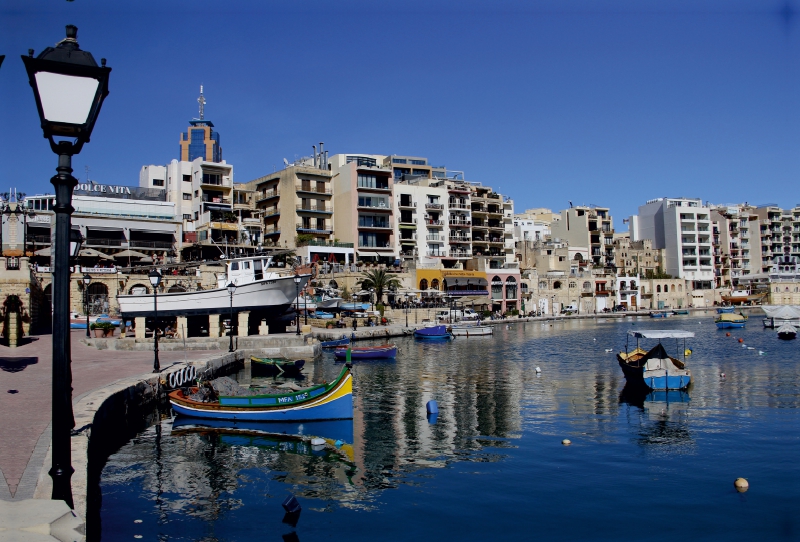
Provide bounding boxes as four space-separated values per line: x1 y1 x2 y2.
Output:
617 330 694 390
715 312 747 329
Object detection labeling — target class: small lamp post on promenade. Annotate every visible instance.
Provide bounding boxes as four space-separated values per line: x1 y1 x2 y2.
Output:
82 273 91 337
22 24 111 508
227 282 237 352
293 272 301 335
149 269 162 372
404 294 410 327
369 288 375 312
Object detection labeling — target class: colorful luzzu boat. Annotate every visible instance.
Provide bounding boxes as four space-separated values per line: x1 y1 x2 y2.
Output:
413 325 453 340
168 364 353 422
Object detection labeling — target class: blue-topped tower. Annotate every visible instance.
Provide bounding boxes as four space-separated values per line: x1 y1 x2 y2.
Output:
180 85 222 162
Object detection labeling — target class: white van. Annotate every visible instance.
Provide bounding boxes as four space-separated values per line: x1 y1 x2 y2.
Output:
562 304 579 314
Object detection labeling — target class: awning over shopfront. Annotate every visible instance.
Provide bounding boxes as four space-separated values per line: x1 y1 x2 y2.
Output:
443 277 488 288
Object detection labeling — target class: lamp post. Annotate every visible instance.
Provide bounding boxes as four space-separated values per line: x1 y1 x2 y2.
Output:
404 294 409 327
149 269 161 372
303 286 308 327
293 272 301 335
227 282 237 352
369 288 375 312
23 25 110 508
82 274 91 337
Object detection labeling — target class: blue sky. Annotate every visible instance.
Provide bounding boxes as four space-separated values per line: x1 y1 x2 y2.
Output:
1 0 798 227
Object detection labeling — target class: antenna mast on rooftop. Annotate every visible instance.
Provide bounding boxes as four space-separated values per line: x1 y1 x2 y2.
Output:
198 85 206 120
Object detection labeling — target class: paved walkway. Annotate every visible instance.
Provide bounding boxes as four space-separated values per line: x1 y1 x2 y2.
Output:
0 330 217 501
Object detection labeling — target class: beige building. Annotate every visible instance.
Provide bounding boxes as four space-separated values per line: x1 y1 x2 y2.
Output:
551 206 614 268
613 237 665 277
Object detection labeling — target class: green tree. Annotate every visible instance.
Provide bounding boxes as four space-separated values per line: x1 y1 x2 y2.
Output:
295 233 314 247
356 268 402 305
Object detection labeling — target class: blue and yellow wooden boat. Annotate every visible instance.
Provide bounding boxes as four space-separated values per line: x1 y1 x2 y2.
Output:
413 325 454 340
617 330 694 390
715 313 747 329
168 364 353 421
320 336 351 348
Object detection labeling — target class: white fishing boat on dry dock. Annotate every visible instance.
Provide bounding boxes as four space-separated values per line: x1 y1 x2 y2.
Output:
117 255 310 318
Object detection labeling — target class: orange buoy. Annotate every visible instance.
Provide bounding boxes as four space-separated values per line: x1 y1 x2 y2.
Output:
738 338 744 343
726 332 731 337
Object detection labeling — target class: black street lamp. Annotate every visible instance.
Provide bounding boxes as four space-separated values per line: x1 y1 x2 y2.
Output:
227 282 237 352
149 269 161 372
404 294 409 327
303 286 308 327
293 272 301 335
22 25 110 509
369 288 375 312
82 274 91 338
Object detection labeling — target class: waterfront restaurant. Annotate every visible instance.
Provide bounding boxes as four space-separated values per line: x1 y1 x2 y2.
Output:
415 269 491 308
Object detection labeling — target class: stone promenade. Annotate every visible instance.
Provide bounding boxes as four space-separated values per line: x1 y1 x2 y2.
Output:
0 330 218 501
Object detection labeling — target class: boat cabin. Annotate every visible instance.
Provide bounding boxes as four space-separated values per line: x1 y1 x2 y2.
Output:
218 256 277 288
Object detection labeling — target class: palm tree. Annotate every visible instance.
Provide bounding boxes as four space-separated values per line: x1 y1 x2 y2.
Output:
356 268 402 306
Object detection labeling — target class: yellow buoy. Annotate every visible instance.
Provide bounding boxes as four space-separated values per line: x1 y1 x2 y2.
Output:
734 478 749 492
562 439 572 446
684 349 692 356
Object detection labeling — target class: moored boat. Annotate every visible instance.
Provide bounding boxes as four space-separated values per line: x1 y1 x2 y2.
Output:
168 364 353 421
649 311 670 318
413 325 453 340
777 322 797 340
118 255 310 318
449 324 493 337
333 344 397 360
671 309 689 315
715 313 747 329
617 330 694 390
716 307 735 314
339 302 370 312
320 336 351 348
251 356 305 376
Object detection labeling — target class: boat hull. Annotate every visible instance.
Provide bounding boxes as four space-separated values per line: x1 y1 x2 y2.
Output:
450 326 493 336
333 345 397 360
413 325 453 340
716 321 745 329
169 370 352 422
321 337 351 348
778 332 796 340
118 274 308 318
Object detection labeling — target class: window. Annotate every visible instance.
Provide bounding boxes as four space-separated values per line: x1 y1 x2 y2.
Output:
392 158 407 164
410 159 426 165
203 173 222 185
183 175 191 183
231 262 239 271
183 214 191 220
183 193 192 200
194 212 198 220
152 179 164 187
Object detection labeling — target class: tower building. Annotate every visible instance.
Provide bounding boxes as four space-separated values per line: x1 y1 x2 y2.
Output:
179 86 222 163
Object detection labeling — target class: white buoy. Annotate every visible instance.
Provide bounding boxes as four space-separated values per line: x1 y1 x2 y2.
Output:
593 338 596 341
734 478 749 492
604 348 613 353
562 439 571 446
535 366 541 374
310 437 325 447
720 372 725 378
758 351 765 355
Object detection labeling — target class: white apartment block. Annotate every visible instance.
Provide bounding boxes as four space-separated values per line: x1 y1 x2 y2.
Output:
710 204 763 287
629 197 714 289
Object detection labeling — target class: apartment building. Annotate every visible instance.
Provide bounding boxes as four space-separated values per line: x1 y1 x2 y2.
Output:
613 237 665 277
710 204 762 287
629 197 714 289
551 205 615 268
470 185 515 269
330 154 396 264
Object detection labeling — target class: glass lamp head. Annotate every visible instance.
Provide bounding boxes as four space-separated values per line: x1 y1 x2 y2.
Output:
148 269 162 288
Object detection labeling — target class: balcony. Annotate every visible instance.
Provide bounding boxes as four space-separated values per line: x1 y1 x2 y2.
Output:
357 220 393 230
425 219 444 227
130 240 173 249
450 250 472 258
295 184 331 195
26 235 51 245
296 204 332 214
472 223 488 229
449 235 471 243
357 181 390 192
471 206 487 214
257 189 279 203
398 200 415 209
426 235 444 242
358 243 394 251
448 201 469 210
84 237 124 247
425 203 444 210
400 237 416 245
263 209 280 219
296 223 333 234
306 240 354 248
449 220 471 227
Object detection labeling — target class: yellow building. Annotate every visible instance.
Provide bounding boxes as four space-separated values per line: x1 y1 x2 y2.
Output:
415 269 488 297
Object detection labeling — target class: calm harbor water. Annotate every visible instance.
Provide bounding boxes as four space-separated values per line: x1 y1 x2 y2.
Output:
94 316 800 541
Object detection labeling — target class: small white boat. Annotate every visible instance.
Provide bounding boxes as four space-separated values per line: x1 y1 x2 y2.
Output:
293 295 318 312
449 324 493 337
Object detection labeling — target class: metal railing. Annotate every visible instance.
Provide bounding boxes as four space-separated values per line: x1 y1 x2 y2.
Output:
296 204 332 213
85 238 124 247
130 240 174 249
295 184 332 194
